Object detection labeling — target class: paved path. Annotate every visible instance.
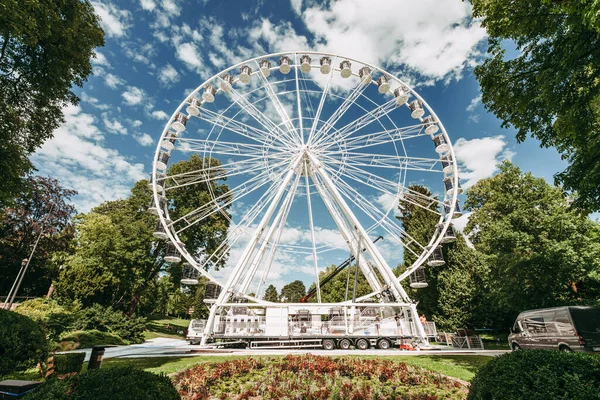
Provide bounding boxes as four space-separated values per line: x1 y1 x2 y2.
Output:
67 338 508 361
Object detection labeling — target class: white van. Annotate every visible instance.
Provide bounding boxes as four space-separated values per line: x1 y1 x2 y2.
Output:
186 319 206 345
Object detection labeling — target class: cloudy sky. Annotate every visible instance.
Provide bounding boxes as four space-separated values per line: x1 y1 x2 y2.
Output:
31 0 568 291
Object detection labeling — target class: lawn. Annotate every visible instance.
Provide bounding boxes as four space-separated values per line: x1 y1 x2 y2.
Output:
102 353 493 381
144 315 191 340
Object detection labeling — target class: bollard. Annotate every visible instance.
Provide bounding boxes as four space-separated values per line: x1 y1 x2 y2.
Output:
87 346 106 370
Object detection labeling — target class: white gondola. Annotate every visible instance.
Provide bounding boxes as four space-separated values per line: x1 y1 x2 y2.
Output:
423 115 439 135
165 242 184 263
204 281 222 303
339 60 352 78
155 150 170 171
202 84 217 103
409 267 428 288
409 100 424 119
186 97 202 116
239 65 252 84
148 195 166 215
299 55 312 73
319 56 331 74
153 219 170 240
444 201 463 219
181 263 200 285
377 75 390 93
427 246 445 267
359 66 372 84
160 131 177 151
259 59 271 77
440 155 453 174
148 172 166 192
170 113 187 132
220 74 234 92
433 134 450 154
279 56 291 74
394 86 408 105
440 223 457 244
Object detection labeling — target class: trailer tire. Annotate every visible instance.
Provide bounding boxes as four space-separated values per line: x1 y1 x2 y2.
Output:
377 339 391 350
338 338 352 350
322 339 335 350
356 338 369 350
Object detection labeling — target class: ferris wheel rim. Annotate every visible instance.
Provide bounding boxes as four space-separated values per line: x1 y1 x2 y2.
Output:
151 50 461 301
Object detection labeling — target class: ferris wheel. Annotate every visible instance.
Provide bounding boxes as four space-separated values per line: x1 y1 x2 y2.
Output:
149 51 462 345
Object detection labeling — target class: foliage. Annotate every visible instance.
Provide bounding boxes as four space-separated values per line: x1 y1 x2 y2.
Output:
465 161 600 327
468 350 600 400
307 264 372 303
263 284 279 302
471 0 600 211
0 309 48 378
57 330 126 349
71 304 146 344
0 176 76 297
0 0 104 206
280 280 306 302
24 366 180 400
172 354 468 400
15 298 74 341
53 353 85 375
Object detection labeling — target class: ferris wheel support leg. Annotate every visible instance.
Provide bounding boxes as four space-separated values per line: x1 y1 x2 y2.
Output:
201 155 304 345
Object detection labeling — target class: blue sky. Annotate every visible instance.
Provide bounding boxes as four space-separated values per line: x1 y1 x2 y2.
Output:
31 0 569 291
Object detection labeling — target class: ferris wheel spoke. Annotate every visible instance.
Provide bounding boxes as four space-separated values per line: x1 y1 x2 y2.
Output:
196 107 278 145
321 124 428 153
175 137 287 159
253 59 298 140
306 64 334 145
293 54 305 144
310 78 370 147
304 162 322 302
322 152 442 173
314 98 398 148
226 85 300 147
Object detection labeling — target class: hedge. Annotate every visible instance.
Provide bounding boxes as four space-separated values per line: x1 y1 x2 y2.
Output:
53 353 86 375
0 309 48 378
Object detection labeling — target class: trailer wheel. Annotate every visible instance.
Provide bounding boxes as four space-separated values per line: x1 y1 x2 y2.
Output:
339 338 352 350
322 339 335 350
356 338 369 350
377 339 391 350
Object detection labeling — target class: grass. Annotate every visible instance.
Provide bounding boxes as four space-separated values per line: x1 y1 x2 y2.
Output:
144 315 191 340
102 353 493 381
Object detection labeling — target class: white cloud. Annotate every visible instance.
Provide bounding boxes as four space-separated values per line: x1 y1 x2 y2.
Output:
249 19 309 53
161 0 180 16
453 135 516 188
31 105 146 212
91 2 131 38
291 0 302 14
140 0 156 11
159 64 180 86
102 113 127 134
151 110 169 120
131 120 143 127
121 86 145 106
176 42 203 69
466 94 482 112
92 52 110 67
374 192 400 212
80 92 110 110
134 133 154 146
104 73 125 89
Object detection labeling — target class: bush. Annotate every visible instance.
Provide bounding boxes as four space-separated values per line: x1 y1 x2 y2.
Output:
468 350 600 400
59 330 127 349
53 353 86 374
24 366 180 400
0 309 48 378
73 304 146 344
15 298 74 341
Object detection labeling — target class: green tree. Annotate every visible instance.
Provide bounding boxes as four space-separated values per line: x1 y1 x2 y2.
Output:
307 264 372 303
0 1 104 206
471 0 600 211
465 161 600 327
263 284 279 302
0 176 77 297
280 280 306 303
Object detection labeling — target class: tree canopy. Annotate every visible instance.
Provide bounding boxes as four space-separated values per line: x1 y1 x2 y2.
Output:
280 280 306 303
472 0 600 211
263 284 279 302
0 0 104 206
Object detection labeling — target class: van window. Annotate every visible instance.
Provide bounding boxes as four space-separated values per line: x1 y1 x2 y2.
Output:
570 307 600 333
553 309 575 335
522 314 546 335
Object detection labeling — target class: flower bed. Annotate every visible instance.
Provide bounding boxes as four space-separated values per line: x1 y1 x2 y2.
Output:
172 354 468 399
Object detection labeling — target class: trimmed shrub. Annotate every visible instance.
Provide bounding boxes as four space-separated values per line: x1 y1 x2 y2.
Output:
0 309 48 377
58 330 126 349
53 353 86 374
73 304 146 344
15 298 74 341
468 350 600 400
24 366 180 400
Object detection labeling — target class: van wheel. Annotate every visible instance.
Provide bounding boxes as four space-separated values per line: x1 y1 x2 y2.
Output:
356 338 369 350
377 339 391 350
512 343 521 351
559 345 573 352
339 339 352 350
322 339 335 350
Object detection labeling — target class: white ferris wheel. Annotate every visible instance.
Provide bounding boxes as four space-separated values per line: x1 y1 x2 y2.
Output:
149 51 462 346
